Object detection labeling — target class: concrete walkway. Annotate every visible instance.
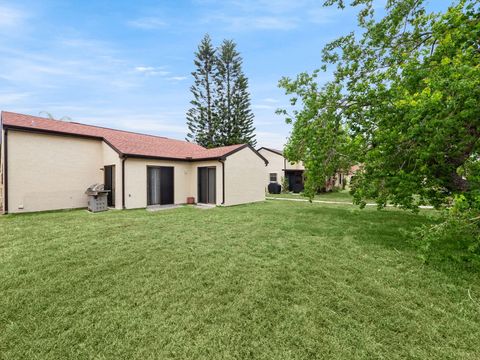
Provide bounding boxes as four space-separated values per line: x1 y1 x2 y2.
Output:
266 196 434 209
146 204 182 211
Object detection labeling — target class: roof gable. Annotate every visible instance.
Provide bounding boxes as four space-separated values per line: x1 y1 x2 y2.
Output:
258 147 284 156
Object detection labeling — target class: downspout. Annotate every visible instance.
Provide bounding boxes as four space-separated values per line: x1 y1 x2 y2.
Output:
219 159 225 205
121 156 126 209
3 128 8 214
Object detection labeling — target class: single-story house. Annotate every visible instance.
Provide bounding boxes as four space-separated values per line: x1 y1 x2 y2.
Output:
0 111 268 214
258 147 305 193
258 147 355 193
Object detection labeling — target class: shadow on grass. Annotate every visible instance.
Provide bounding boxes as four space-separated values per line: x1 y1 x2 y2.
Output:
268 201 479 275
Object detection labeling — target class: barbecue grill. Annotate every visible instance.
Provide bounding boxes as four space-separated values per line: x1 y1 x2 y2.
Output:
85 184 110 212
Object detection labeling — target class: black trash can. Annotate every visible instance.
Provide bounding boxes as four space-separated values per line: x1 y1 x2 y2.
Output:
268 182 282 194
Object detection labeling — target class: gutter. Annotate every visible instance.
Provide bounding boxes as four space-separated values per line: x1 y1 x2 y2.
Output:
121 156 126 209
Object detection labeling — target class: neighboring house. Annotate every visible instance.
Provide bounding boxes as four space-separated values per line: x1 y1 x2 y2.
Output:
258 147 305 193
0 112 268 214
258 146 357 193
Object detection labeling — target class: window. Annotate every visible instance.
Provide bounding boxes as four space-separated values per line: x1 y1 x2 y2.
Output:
269 173 277 183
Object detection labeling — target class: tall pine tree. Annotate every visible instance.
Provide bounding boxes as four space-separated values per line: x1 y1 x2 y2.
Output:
216 40 256 147
186 36 256 148
186 34 219 148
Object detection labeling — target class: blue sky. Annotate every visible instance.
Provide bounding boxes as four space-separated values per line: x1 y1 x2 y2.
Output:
0 0 447 148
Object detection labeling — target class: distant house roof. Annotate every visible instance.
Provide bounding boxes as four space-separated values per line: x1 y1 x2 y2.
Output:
1 111 267 163
349 164 361 173
258 147 283 156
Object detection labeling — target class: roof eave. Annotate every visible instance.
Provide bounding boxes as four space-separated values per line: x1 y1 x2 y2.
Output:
258 147 283 156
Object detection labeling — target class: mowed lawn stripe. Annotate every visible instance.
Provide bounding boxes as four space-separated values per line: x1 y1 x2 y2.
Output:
1 201 479 359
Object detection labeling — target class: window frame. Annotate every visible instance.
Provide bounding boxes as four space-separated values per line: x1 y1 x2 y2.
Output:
269 173 277 183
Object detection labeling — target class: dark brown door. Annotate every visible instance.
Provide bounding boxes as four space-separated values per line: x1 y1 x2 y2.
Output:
286 171 304 193
159 167 174 205
104 165 115 207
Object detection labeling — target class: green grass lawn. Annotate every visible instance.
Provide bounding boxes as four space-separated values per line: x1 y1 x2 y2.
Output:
1 201 479 359
268 190 357 203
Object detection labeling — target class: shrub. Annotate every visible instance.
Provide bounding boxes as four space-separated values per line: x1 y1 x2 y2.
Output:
281 176 289 194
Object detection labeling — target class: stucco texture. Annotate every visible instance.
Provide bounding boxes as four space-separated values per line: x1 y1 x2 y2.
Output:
6 130 104 213
224 148 266 206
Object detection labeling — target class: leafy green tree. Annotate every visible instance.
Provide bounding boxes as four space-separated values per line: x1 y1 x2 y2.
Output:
216 40 256 146
186 34 219 148
278 0 480 209
279 0 480 263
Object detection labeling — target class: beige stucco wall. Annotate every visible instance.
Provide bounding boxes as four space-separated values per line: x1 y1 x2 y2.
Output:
124 158 193 209
224 147 266 206
258 148 304 190
124 154 263 208
6 130 104 213
124 158 224 208
190 160 223 206
259 149 284 189
1 129 5 212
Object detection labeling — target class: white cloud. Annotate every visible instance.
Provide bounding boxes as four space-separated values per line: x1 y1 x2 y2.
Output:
0 5 26 28
255 120 278 126
253 104 275 110
119 118 187 134
207 14 298 31
167 76 188 81
0 92 31 104
0 37 144 91
135 66 155 72
66 107 189 136
256 131 288 149
134 66 170 76
79 113 188 135
127 17 167 29
247 16 297 30
200 0 342 31
219 0 308 14
307 7 343 24
263 98 279 103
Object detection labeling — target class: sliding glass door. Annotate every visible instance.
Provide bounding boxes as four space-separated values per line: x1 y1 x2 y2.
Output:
198 167 216 204
147 166 174 205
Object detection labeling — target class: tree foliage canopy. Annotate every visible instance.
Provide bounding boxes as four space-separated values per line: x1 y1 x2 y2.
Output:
186 34 218 148
279 0 480 209
216 40 256 147
187 35 256 148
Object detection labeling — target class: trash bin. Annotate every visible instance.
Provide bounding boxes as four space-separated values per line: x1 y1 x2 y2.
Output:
268 182 282 194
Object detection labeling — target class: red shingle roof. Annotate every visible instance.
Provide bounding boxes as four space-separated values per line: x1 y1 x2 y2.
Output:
1 111 251 161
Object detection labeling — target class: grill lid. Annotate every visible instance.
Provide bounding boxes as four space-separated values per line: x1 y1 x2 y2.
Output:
85 183 110 195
